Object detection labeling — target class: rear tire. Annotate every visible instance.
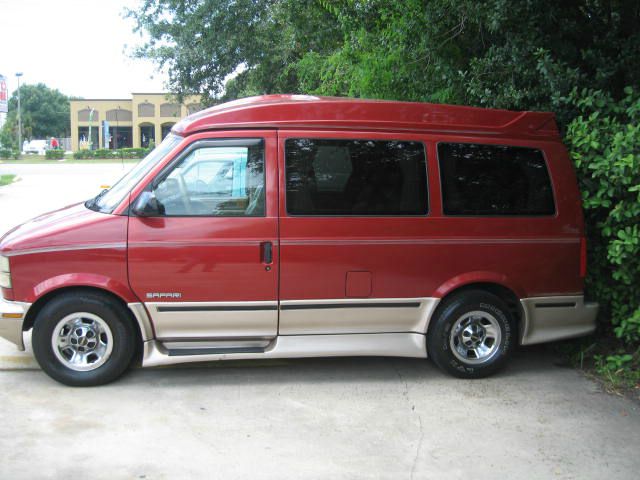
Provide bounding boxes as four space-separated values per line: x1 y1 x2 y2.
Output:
427 290 515 378
32 292 136 386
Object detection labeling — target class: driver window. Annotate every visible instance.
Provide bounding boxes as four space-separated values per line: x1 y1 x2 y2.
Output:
153 140 265 216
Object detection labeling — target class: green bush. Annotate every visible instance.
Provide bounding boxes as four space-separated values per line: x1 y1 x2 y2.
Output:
565 86 640 345
72 150 91 159
45 149 65 160
0 148 19 160
119 148 148 159
73 148 149 160
94 149 116 158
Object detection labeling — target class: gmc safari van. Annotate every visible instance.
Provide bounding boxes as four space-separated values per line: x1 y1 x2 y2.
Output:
0 95 598 386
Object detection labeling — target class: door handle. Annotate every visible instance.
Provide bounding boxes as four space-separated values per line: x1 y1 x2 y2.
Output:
262 241 273 265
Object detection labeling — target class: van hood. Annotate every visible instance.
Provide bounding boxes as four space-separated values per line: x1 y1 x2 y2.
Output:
0 202 127 255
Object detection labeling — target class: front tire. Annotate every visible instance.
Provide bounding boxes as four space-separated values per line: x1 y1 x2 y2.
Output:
32 292 136 386
427 290 515 378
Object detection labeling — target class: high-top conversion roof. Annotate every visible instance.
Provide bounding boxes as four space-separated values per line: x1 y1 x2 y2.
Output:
173 94 559 139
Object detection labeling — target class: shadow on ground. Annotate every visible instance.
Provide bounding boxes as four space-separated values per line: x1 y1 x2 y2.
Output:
111 343 559 389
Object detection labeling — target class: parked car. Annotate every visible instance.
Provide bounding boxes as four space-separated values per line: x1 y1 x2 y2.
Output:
0 95 598 386
22 139 48 155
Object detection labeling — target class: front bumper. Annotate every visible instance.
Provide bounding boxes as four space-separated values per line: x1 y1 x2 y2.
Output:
520 295 598 345
0 298 31 351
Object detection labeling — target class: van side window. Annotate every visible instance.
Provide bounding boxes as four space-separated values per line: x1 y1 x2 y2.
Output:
438 143 555 216
285 138 428 215
152 140 265 216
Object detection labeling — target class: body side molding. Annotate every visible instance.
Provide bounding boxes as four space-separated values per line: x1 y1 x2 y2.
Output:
3 243 126 257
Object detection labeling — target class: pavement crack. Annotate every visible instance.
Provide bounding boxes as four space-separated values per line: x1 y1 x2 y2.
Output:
411 415 425 480
391 360 425 480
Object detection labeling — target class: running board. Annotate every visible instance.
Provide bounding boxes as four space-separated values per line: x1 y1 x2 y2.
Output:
142 333 427 368
168 346 265 356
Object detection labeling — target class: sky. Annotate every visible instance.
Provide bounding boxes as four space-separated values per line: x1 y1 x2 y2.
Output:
0 0 167 99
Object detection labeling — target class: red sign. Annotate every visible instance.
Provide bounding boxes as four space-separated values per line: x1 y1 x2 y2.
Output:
0 75 8 113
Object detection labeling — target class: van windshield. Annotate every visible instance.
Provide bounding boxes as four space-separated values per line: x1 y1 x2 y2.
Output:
85 133 182 214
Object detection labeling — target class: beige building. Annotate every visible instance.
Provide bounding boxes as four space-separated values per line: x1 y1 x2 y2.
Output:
69 93 202 151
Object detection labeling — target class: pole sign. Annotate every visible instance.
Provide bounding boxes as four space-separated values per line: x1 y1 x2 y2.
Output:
103 120 110 147
0 75 8 113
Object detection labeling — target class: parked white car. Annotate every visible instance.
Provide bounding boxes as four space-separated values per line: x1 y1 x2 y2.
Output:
23 140 48 155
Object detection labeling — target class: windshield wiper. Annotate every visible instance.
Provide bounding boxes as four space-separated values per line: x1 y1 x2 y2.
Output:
85 188 109 210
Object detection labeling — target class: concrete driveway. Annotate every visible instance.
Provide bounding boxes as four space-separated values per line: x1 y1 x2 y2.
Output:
0 162 639 480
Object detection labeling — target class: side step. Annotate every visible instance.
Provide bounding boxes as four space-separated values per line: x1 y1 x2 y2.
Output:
168 346 265 356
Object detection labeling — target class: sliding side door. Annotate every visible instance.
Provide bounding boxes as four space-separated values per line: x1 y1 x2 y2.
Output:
278 130 437 335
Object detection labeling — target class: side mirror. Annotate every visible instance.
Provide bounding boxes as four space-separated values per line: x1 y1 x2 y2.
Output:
132 191 164 217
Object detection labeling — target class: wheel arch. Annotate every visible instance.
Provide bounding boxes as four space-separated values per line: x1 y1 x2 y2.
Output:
23 286 146 358
428 282 524 341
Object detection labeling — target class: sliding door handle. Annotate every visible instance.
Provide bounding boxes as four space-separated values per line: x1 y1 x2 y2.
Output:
262 241 273 265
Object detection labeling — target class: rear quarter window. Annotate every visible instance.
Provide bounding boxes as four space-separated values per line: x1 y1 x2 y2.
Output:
285 138 428 216
438 143 555 216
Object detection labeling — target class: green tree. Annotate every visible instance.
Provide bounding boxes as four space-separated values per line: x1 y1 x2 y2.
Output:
0 83 70 149
565 87 640 344
300 0 639 126
128 0 640 127
127 0 342 104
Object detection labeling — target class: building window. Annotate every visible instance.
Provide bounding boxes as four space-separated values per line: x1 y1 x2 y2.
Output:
187 103 202 115
77 109 99 122
161 123 175 139
108 127 133 149
438 143 555 216
106 109 133 122
160 103 181 117
78 127 99 150
285 138 428 216
138 102 155 117
139 124 155 148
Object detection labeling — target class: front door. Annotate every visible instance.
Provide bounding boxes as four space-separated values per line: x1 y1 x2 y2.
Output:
128 131 279 342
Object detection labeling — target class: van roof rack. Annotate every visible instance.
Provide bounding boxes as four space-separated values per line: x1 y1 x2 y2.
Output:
173 94 559 139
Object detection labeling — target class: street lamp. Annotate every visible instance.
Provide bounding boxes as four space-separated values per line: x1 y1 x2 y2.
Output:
15 72 23 155
87 106 95 150
114 106 120 149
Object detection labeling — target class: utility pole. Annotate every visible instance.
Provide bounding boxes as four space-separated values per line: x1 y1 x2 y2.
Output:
15 72 23 156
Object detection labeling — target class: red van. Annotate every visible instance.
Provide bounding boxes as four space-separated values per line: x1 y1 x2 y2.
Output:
0 95 598 385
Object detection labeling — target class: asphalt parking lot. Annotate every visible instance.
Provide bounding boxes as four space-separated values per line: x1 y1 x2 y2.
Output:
0 162 639 479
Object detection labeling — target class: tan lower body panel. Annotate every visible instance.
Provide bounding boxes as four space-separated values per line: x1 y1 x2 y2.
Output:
145 301 278 339
145 298 439 340
279 297 439 335
520 295 598 345
142 332 427 367
0 299 31 351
